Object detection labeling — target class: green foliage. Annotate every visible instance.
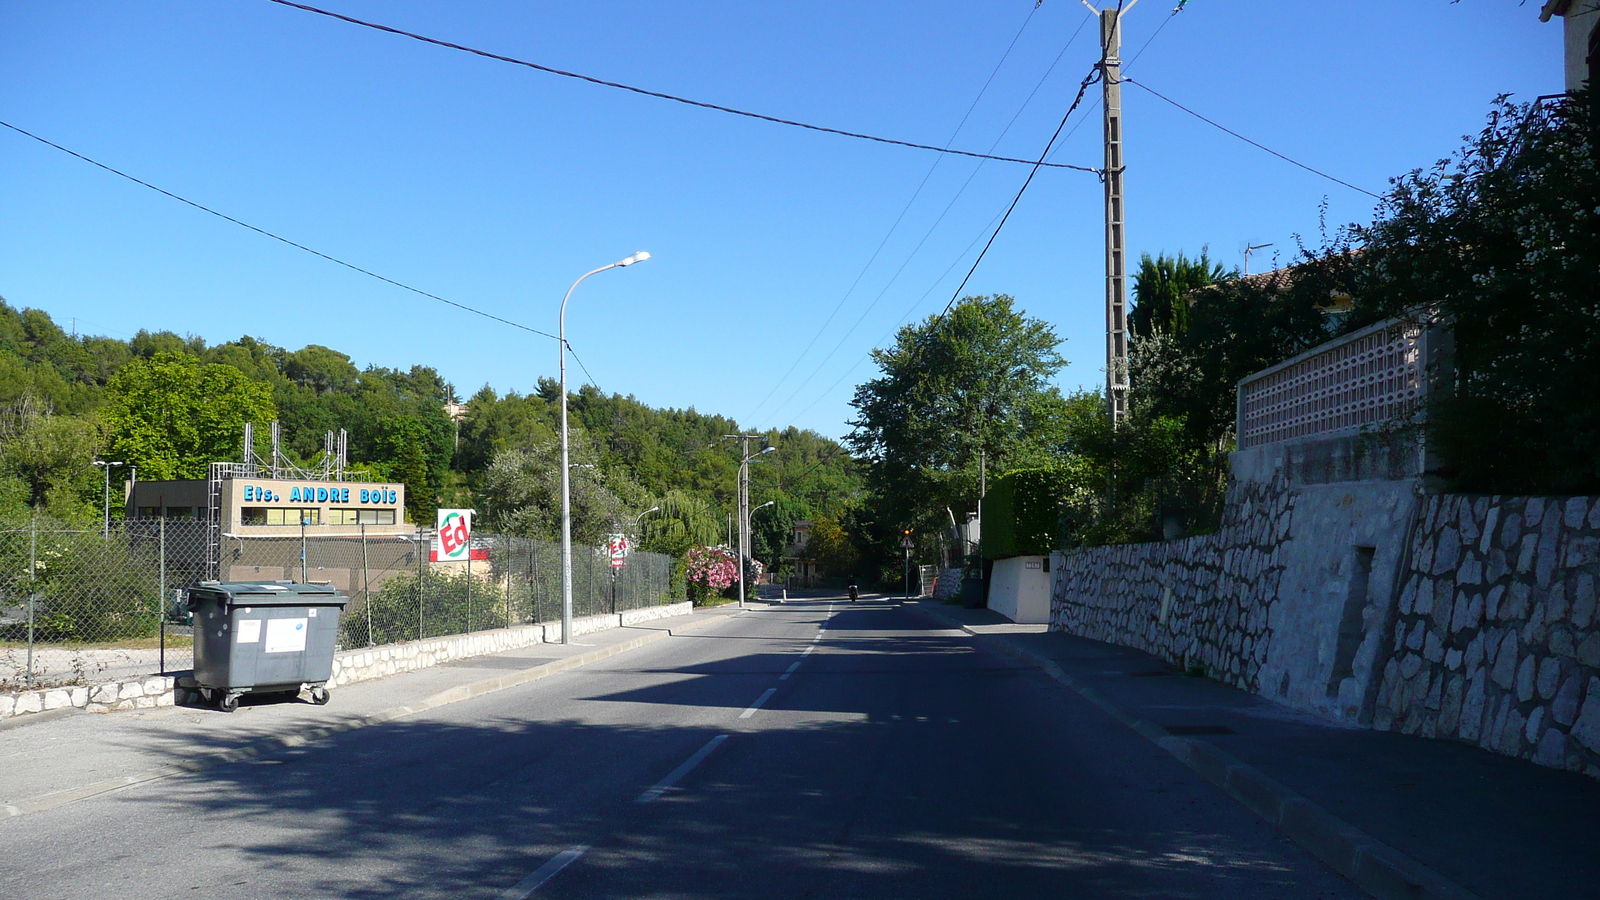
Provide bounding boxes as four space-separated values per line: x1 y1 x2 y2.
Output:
103 352 276 480
1055 394 1229 546
1129 250 1232 339
638 488 722 557
481 425 645 545
750 494 807 570
984 467 1071 559
847 295 1066 572
0 400 103 520
0 521 161 644
362 568 490 646
806 515 858 576
1346 92 1600 493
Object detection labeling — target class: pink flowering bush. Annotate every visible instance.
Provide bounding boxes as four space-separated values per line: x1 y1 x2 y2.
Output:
685 545 738 604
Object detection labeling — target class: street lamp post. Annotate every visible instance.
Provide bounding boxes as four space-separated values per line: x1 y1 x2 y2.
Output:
560 252 650 645
92 460 125 538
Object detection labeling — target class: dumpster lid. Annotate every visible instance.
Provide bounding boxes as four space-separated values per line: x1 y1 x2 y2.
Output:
189 582 348 605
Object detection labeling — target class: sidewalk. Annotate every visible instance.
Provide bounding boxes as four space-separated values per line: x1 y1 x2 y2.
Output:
907 599 1600 900
0 604 749 820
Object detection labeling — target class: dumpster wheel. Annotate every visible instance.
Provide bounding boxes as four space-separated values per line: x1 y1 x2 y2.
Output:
309 686 331 705
218 692 241 713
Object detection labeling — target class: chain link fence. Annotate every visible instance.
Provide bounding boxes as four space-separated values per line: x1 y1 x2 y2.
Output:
0 514 676 690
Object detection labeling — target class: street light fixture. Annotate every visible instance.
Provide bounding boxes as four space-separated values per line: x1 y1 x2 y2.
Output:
631 506 661 532
559 252 650 645
92 460 125 538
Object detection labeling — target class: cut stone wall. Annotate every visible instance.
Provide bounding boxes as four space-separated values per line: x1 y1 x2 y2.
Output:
0 602 692 723
1051 439 1600 776
1373 495 1600 777
1051 472 1295 694
1054 435 1425 723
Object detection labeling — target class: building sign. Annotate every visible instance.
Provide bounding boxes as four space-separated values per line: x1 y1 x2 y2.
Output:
436 509 473 561
241 483 399 506
607 533 629 569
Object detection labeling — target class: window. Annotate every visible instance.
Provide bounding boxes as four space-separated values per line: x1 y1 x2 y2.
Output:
240 508 321 526
329 508 396 525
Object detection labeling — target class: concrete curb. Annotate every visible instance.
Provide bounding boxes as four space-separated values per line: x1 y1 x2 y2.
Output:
906 602 1482 900
0 611 737 822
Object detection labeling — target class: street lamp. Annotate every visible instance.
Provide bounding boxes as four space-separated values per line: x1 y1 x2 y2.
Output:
560 252 650 645
92 460 125 538
631 505 661 534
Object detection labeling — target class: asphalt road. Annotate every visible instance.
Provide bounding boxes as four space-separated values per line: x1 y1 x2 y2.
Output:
0 598 1362 899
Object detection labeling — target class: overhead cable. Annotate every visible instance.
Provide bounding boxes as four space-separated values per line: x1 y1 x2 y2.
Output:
760 20 1096 426
1123 77 1383 200
0 118 563 341
780 59 1103 428
745 2 1056 424
935 65 1103 320
565 342 603 394
263 0 1101 174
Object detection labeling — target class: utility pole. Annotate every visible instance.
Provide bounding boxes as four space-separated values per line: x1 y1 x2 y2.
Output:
723 434 768 609
1084 0 1138 424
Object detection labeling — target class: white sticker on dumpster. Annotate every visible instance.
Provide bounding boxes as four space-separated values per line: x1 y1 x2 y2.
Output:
264 618 308 653
236 619 262 644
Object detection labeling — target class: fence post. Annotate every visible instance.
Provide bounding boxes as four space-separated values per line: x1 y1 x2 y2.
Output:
361 523 372 647
159 516 166 675
466 539 473 634
417 526 425 641
504 540 512 630
26 510 37 687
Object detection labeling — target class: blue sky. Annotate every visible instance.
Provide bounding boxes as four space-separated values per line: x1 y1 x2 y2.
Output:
0 1 1562 440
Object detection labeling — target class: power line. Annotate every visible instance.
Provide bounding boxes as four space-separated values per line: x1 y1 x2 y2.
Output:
264 0 1102 174
565 341 602 394
936 65 1103 319
758 20 1097 427
0 118 563 341
779 57 1102 429
1123 76 1383 200
744 2 1053 425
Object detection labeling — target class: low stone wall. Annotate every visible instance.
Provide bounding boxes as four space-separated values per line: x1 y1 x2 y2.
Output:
1372 495 1600 777
0 602 693 723
0 675 178 719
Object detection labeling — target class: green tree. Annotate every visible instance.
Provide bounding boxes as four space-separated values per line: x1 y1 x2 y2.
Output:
0 399 103 519
102 352 276 479
1129 250 1232 339
481 426 646 545
847 295 1066 569
1348 91 1600 492
637 488 722 557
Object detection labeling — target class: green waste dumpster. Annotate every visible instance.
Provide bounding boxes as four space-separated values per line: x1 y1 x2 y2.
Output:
184 582 349 712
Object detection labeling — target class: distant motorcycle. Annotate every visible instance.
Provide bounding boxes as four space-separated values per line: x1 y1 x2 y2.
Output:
848 581 859 602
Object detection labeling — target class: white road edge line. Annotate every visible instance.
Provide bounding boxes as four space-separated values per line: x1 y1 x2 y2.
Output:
499 845 588 898
739 688 777 719
780 660 802 680
801 646 815 657
635 734 730 804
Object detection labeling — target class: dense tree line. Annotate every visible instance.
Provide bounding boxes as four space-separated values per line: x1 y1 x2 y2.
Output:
0 306 861 573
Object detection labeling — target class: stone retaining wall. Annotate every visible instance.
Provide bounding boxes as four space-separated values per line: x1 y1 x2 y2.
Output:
1372 495 1600 777
1051 472 1293 694
0 602 692 723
